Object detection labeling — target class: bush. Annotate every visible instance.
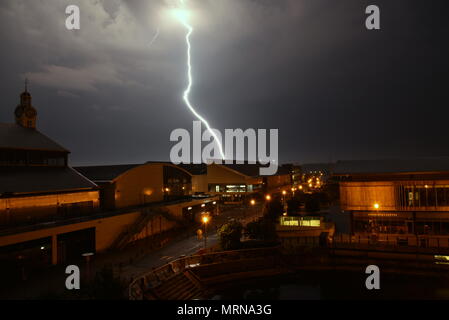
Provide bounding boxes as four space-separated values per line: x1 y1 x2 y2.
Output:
245 220 262 240
287 198 301 214
305 196 320 213
244 218 277 241
218 221 243 251
265 198 283 221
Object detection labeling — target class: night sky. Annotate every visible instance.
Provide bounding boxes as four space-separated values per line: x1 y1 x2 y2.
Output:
0 0 448 166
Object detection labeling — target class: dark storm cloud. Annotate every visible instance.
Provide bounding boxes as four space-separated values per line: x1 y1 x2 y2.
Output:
0 0 448 165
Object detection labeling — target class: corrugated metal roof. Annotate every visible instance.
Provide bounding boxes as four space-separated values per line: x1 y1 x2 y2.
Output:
333 157 449 175
0 166 97 194
0 123 68 152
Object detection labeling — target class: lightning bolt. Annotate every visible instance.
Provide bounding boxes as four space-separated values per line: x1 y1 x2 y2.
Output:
173 4 226 160
148 28 160 48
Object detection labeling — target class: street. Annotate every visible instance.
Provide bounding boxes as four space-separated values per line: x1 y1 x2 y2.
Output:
120 203 265 281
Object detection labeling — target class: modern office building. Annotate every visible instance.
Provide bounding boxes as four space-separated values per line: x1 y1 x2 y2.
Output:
334 158 449 237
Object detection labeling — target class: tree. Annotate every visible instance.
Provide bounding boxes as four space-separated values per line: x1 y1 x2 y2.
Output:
245 220 262 240
218 221 243 250
287 198 301 215
244 218 277 241
265 198 283 221
305 196 320 213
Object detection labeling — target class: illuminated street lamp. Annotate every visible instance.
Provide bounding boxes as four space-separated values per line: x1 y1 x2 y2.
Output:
202 215 210 249
250 199 256 206
265 195 271 201
374 203 380 210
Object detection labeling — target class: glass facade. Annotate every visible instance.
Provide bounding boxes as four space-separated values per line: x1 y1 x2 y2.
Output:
397 185 449 208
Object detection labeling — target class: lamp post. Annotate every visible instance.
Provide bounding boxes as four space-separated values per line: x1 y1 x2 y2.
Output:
202 216 209 249
250 199 256 220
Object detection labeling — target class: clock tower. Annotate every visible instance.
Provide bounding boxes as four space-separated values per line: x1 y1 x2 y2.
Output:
15 80 37 129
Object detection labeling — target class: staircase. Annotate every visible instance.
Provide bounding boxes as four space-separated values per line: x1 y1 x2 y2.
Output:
151 272 203 300
111 207 182 250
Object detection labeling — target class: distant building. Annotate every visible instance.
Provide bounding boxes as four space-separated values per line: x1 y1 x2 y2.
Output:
205 163 292 203
76 162 217 224
75 163 193 209
334 158 449 239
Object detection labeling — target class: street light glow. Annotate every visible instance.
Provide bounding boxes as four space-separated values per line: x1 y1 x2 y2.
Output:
202 216 209 224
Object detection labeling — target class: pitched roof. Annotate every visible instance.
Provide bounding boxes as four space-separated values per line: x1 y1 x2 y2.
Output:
333 157 449 175
177 163 207 175
0 166 97 195
0 123 68 152
75 164 140 182
75 162 195 182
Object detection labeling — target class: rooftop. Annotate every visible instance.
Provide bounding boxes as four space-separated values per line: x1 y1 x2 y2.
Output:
333 157 449 175
0 166 97 195
0 123 68 152
75 164 141 182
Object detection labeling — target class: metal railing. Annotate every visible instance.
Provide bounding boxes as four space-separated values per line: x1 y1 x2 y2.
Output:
128 246 280 300
330 234 449 254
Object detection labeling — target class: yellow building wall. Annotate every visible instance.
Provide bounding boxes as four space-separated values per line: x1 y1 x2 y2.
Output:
192 175 208 193
339 181 396 211
207 164 247 184
114 164 165 208
0 191 100 225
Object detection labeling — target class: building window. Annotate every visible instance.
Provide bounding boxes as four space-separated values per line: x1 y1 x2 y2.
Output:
398 185 449 208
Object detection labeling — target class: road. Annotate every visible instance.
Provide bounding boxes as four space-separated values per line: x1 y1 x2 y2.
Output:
120 204 264 281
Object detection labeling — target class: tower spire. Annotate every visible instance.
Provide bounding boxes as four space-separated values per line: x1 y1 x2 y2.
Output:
15 81 37 129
